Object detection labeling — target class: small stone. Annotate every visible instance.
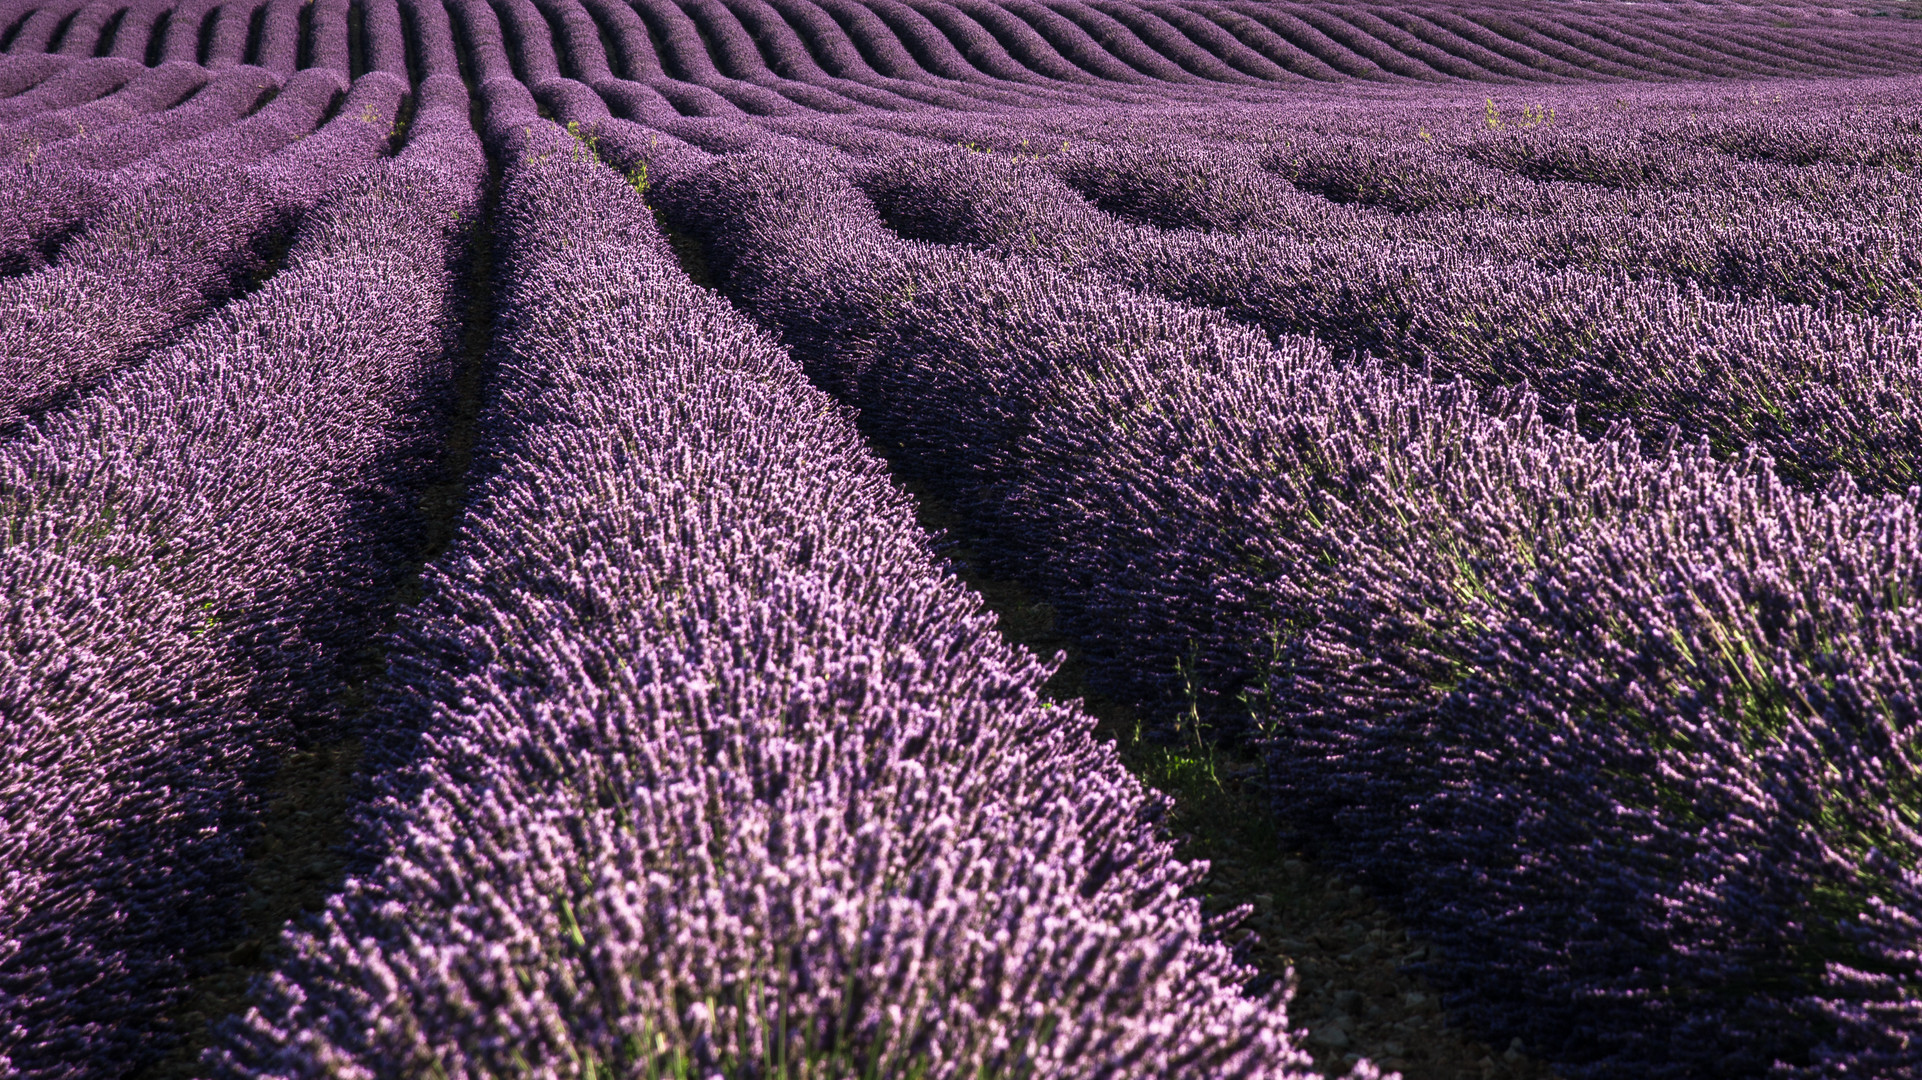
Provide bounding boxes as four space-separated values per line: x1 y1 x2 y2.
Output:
1283 858 1308 878
1313 1025 1351 1049
1334 989 1363 1014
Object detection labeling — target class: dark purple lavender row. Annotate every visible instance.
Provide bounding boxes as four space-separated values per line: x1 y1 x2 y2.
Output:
0 54 147 131
0 71 481 1077
359 0 407 77
10 0 1909 97
0 71 399 431
0 49 66 94
50 1 127 57
150 0 211 62
536 0 1099 122
154 0 265 67
9 0 170 64
997 129 1922 320
1372 8 1601 81
0 0 86 53
456 0 1892 118
395 0 457 76
209 85 1328 1080
0 62 282 272
302 0 351 73
249 0 306 74
650 138 1922 1079
739 0 1016 109
103 0 176 61
850 143 1922 494
1434 8 1656 79
1115 0 1321 82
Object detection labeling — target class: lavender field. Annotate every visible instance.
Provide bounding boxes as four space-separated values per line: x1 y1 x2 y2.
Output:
2 1 1922 1077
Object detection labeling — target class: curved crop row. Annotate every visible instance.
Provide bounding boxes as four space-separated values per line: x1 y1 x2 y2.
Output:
650 133 1922 1080
853 143 1922 494
0 71 481 1077
0 69 402 431
0 61 282 271
250 0 306 73
210 87 1327 1080
0 56 197 151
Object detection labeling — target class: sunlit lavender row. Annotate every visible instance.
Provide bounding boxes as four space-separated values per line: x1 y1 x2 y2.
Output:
2 0 1921 1078
206 83 1321 1079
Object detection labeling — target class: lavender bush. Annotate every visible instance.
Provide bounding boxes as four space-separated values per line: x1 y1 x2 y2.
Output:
210 93 1328 1080
654 140 1922 1077
848 142 1922 494
0 69 402 429
0 4 1917 1079
0 71 482 1077
0 62 284 271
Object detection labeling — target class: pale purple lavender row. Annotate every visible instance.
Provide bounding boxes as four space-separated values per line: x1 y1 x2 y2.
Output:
842 78 1922 212
506 65 1922 328
805 116 1922 324
11 0 1896 125
0 50 64 94
1035 137 1922 297
0 72 481 1078
843 140 1922 495
210 83 1329 1080
0 57 200 157
0 70 402 434
3 0 1904 119
648 138 1922 1079
0 61 281 272
0 0 382 77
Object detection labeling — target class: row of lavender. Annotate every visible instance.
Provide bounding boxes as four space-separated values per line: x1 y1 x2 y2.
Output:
0 35 422 1074
0 0 372 74
5 0 1920 107
0 11 1342 1080
484 0 1922 119
0 58 478 1075
3 6 1922 1080
205 75 1325 1079
837 132 1922 492
551 75 1922 1077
